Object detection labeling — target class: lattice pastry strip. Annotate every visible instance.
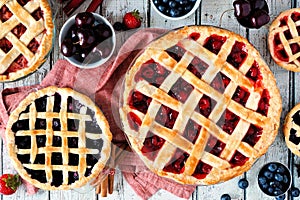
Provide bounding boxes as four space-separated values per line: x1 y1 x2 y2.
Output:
121 26 281 185
6 86 112 190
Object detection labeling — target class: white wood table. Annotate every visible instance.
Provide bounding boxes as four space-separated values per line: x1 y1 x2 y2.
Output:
1 0 299 200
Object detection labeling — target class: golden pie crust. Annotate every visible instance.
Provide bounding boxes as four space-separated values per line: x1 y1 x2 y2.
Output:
5 86 112 190
120 26 282 185
268 8 300 72
0 0 54 81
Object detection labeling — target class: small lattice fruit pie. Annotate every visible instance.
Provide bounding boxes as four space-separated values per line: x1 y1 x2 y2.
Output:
0 0 54 81
268 8 300 72
120 26 282 185
283 103 300 157
5 86 112 190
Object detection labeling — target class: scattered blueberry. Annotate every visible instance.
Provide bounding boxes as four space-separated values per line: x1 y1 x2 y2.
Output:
238 178 249 189
274 173 284 182
268 163 278 172
277 166 286 174
113 22 124 31
220 194 231 200
264 170 274 179
258 176 267 185
275 193 285 200
291 187 300 197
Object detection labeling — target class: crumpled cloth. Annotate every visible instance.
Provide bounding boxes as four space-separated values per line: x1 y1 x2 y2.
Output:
0 28 196 199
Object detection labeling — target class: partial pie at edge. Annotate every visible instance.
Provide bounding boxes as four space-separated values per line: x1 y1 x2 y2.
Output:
5 86 112 190
120 26 282 185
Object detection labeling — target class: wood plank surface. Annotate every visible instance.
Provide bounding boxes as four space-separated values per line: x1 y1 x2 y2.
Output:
0 0 298 200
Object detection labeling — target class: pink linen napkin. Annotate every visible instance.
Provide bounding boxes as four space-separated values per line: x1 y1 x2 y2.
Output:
0 28 196 198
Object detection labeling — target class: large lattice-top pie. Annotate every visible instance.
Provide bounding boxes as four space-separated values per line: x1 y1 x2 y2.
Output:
0 0 53 81
269 8 300 72
5 86 112 190
120 26 282 185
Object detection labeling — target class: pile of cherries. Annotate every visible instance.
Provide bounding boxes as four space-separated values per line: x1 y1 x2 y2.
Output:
60 12 113 63
152 0 197 18
233 0 270 29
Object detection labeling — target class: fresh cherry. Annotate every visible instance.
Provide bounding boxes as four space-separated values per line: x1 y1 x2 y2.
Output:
233 0 251 19
77 28 96 49
75 12 95 28
250 10 270 29
61 38 76 57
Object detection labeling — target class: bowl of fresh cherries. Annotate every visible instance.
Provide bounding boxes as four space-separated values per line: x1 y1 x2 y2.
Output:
151 0 201 20
59 12 116 68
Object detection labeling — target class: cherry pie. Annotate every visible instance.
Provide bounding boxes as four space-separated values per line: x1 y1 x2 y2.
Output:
5 86 112 190
0 0 54 81
268 8 300 72
120 26 282 185
283 103 300 157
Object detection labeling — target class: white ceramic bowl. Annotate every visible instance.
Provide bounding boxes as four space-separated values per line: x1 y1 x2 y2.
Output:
59 13 116 68
151 0 201 20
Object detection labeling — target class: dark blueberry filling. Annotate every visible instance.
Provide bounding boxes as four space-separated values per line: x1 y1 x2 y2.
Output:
52 118 61 131
68 171 79 185
17 154 30 163
84 168 92 177
292 111 300 126
51 153 63 165
141 131 165 161
67 119 79 131
192 161 212 179
68 153 79 166
86 154 98 166
53 136 62 147
163 149 189 174
53 93 61 112
12 119 29 132
183 119 201 144
155 105 178 129
68 137 78 148
34 154 45 164
31 170 47 183
35 96 47 112
289 129 300 145
15 136 31 149
67 97 84 113
187 57 209 79
35 118 46 129
51 171 63 187
168 78 194 103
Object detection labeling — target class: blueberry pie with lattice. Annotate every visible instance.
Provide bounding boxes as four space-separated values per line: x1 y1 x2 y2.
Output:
283 103 300 157
120 26 282 185
269 8 300 72
0 0 54 81
5 86 112 190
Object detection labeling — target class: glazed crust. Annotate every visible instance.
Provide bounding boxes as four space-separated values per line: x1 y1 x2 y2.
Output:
0 0 54 81
268 8 300 72
120 26 282 185
5 86 112 190
283 103 300 157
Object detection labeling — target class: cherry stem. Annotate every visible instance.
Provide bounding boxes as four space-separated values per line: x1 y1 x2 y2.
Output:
219 9 235 28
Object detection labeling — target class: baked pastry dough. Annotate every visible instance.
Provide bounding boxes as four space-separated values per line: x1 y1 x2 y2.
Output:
284 103 300 157
120 26 282 185
5 86 112 190
269 8 300 72
0 0 54 81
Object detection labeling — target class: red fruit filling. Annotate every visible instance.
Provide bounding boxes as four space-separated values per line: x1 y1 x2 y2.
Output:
226 41 248 69
155 105 178 129
134 59 170 87
246 61 262 83
257 89 270 116
279 16 288 27
291 12 300 22
183 119 202 144
0 38 13 53
31 7 43 21
284 30 292 40
230 151 249 167
192 161 212 179
188 32 200 41
196 95 216 118
12 23 27 38
163 149 189 174
232 86 250 106
141 131 165 161
166 45 186 62
0 5 12 22
5 55 28 74
217 109 240 135
203 34 227 55
242 124 263 147
206 135 226 157
273 33 289 62
128 90 152 114
17 0 30 6
127 112 142 131
210 72 231 93
27 38 40 53
187 57 209 79
168 78 194 103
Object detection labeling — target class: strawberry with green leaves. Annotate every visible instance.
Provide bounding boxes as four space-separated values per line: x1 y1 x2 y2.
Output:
123 9 142 29
0 174 21 195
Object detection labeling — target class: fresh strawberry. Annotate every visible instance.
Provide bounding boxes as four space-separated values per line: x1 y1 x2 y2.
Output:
123 9 142 29
0 174 21 195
